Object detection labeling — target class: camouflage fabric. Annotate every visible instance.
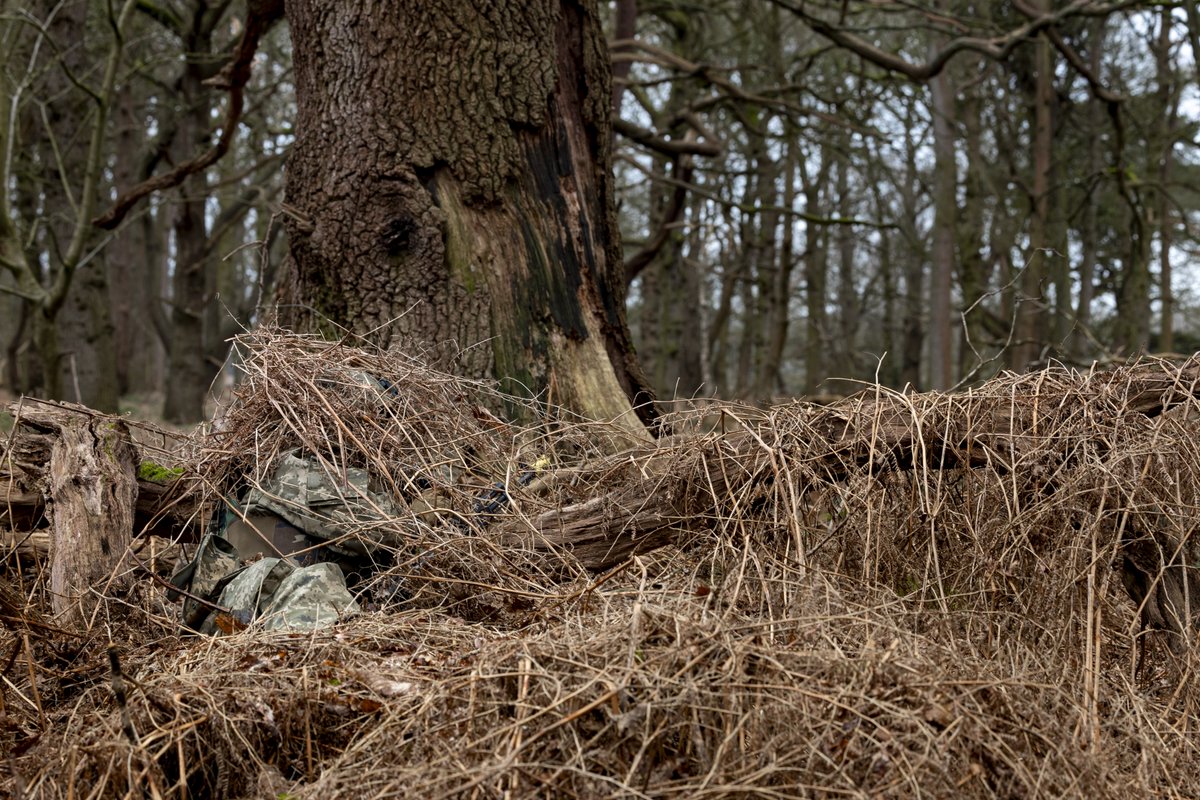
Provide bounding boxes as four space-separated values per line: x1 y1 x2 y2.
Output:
222 512 307 562
258 561 359 631
198 558 359 634
168 532 243 630
171 448 399 634
172 438 553 634
222 511 352 569
241 451 406 555
171 442 551 633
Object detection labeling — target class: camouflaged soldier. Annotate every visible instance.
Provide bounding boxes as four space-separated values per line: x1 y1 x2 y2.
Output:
170 450 404 634
224 451 405 564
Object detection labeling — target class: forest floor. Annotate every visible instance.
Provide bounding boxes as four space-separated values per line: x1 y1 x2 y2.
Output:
2 330 1199 799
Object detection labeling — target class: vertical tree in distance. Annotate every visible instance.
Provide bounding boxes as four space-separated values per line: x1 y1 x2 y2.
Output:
277 0 659 434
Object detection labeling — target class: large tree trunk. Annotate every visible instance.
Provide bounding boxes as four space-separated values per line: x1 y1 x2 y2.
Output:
280 0 657 434
957 73 989 377
108 90 166 398
801 152 829 395
55 269 120 411
760 133 797 397
1153 9 1177 354
833 145 860 382
163 14 222 424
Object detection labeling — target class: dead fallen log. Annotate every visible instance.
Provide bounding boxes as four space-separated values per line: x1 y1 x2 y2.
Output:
507 358 1200 570
0 530 49 559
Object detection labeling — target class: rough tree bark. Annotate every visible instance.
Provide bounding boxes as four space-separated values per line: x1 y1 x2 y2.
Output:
18 404 140 629
279 0 658 433
1 430 187 537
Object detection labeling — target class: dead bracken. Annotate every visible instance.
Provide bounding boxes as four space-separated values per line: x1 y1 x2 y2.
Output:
1 328 1198 798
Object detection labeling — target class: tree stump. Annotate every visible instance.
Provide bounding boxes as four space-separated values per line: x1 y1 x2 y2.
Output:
3 401 196 540
18 404 140 629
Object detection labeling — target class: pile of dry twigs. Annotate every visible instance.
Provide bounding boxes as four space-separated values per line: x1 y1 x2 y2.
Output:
2 329 1199 798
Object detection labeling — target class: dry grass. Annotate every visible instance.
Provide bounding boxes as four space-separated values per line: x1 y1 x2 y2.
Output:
2 329 1199 799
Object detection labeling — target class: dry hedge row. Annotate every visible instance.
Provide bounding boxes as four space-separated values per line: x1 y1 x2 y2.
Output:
3 330 1199 799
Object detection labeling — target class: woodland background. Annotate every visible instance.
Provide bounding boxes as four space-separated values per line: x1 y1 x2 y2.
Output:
5 5 1200 796
2 0 1199 422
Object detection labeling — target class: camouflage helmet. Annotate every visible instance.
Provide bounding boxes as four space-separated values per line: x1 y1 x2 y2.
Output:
239 450 408 557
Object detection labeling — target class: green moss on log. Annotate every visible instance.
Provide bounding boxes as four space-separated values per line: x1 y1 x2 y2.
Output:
137 461 184 483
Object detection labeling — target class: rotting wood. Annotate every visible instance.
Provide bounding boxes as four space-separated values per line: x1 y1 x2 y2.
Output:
0 531 177 567
0 531 49 559
18 403 141 628
2 400 196 538
1 463 188 536
1 399 197 632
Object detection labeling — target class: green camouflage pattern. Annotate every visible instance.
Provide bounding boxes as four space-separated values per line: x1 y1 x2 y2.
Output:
168 439 550 633
223 511 330 565
171 439 548 634
258 561 360 631
198 558 359 634
241 452 407 555
171 448 396 634
169 532 243 630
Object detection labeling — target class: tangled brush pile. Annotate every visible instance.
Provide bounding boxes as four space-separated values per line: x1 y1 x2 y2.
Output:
4 330 1199 798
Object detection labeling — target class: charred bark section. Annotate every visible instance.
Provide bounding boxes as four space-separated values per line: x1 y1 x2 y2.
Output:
280 0 658 433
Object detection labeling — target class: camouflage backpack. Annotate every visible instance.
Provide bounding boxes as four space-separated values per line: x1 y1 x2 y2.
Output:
169 451 403 633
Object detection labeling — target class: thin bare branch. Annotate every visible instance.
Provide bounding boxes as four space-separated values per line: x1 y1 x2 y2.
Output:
767 0 1151 81
92 0 284 230
613 117 722 158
